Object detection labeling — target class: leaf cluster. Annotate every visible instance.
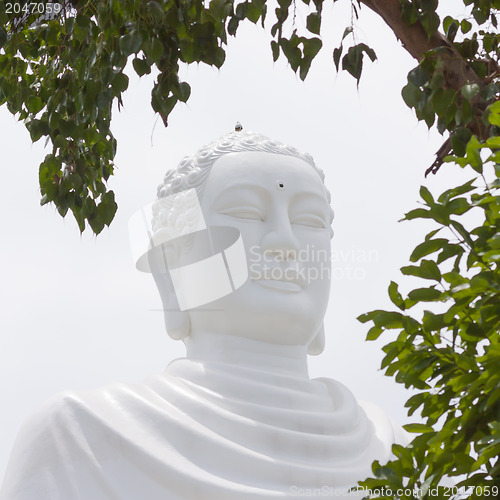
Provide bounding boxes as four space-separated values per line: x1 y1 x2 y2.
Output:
401 2 499 152
0 0 267 232
1 0 499 233
357 104 500 496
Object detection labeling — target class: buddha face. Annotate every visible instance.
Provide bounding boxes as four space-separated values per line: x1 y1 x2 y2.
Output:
185 151 332 347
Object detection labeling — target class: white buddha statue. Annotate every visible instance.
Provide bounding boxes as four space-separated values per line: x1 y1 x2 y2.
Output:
0 129 406 500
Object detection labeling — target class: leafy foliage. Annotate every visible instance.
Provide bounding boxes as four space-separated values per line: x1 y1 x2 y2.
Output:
400 4 500 146
1 0 500 491
352 2 499 495
357 100 500 497
1 0 244 232
333 25 377 84
1 0 500 493
0 0 326 232
4 0 496 232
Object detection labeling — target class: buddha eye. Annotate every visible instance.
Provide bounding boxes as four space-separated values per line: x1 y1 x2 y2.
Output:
291 215 327 228
220 207 264 221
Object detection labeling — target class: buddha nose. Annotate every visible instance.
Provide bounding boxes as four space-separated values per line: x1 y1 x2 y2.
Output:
260 214 299 261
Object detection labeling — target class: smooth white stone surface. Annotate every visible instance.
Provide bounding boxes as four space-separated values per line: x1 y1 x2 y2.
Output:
0 358 405 499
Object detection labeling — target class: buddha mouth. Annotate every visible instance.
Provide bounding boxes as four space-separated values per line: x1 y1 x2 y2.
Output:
249 266 307 292
255 278 303 293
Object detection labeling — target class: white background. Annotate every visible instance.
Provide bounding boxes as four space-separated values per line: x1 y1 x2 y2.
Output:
0 0 472 482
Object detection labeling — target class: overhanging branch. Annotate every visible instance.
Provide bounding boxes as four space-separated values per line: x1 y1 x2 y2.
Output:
359 0 490 174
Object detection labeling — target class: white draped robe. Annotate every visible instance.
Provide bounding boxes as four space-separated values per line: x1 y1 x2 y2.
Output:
0 358 406 499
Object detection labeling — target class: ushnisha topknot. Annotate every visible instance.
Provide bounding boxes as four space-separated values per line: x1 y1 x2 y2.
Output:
152 130 334 236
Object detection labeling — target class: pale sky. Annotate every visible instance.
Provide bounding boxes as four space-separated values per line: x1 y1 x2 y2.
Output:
0 0 472 482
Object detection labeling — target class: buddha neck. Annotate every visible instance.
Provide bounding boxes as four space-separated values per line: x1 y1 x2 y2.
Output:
184 331 310 379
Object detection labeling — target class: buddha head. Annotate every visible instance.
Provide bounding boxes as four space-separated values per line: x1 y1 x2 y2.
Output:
147 129 334 355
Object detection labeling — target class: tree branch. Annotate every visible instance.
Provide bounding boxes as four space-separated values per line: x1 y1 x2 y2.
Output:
360 0 480 90
360 0 489 174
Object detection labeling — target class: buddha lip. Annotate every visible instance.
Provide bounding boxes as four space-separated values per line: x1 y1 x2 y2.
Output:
256 279 302 292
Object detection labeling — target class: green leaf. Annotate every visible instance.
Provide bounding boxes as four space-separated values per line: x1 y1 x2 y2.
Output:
451 127 473 157
27 96 44 114
39 155 61 201
112 73 129 94
119 34 133 56
341 43 375 83
130 30 144 54
362 310 404 329
333 45 342 71
488 100 500 114
472 7 489 24
432 88 456 120
403 423 434 433
420 185 434 205
228 17 240 36
408 65 429 87
410 239 448 262
388 281 405 310
88 212 105 234
246 3 261 23
401 82 420 108
486 136 500 149
443 16 459 41
236 2 249 19
152 91 177 124
359 43 376 62
462 83 480 100
132 57 151 77
306 12 321 35
71 205 86 233
147 1 165 19
366 325 383 341
0 27 6 48
401 260 441 281
437 178 476 204
466 135 483 173
271 41 280 62
443 16 454 34
28 118 49 142
299 37 322 80
446 197 471 216
420 11 440 36
342 46 362 80
177 82 191 103
98 191 118 226
403 207 432 220
149 37 164 63
489 101 500 127
407 286 441 302
460 19 472 33
357 311 376 324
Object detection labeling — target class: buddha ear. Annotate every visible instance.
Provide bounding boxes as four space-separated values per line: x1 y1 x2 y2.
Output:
149 243 191 341
153 270 192 341
164 307 191 341
307 323 325 356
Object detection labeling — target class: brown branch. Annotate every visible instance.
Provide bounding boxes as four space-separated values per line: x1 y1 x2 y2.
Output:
359 0 490 175
359 0 480 90
425 137 452 177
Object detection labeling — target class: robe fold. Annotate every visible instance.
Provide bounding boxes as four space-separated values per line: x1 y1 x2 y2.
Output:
0 358 405 499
